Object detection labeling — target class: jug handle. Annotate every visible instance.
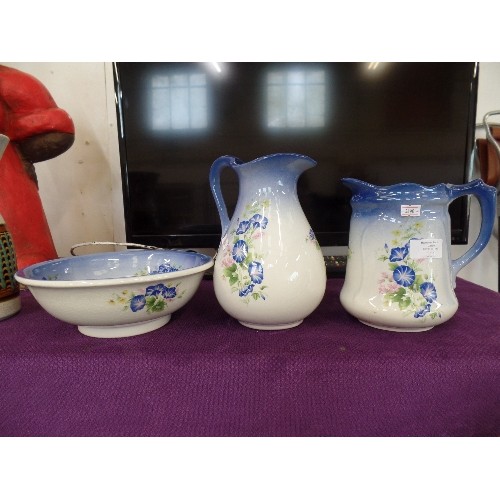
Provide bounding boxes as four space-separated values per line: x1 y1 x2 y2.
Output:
449 179 497 279
209 155 243 237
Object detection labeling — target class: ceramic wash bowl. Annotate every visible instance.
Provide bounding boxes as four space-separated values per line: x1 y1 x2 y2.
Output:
15 249 214 338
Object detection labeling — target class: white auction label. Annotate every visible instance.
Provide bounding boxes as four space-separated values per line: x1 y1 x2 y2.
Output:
409 238 443 259
401 205 421 217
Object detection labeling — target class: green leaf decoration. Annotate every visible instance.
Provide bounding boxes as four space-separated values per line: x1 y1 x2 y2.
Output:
399 296 412 309
150 299 166 312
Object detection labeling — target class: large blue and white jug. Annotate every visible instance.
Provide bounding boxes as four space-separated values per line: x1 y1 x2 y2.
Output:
340 178 496 332
210 153 327 330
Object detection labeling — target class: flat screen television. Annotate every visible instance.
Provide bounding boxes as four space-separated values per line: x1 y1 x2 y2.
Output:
114 62 479 273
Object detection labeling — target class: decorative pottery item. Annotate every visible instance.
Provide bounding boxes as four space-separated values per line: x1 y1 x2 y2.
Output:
0 134 21 320
0 66 75 271
210 153 327 330
15 249 214 338
340 178 496 332
0 214 21 320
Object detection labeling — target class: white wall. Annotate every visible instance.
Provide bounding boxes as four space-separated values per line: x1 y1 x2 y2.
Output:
2 62 500 290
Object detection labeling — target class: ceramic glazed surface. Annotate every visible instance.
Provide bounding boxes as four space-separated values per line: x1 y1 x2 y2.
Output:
15 249 214 338
210 154 326 330
340 178 496 332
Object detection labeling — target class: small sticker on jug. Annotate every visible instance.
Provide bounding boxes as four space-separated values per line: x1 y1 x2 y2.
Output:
401 205 421 217
409 239 443 259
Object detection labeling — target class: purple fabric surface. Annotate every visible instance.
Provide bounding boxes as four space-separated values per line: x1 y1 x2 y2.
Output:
0 277 499 437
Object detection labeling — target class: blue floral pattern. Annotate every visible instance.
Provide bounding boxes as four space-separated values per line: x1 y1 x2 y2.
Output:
248 261 264 284
134 263 180 276
420 282 437 302
392 265 415 287
109 281 186 313
220 199 270 303
232 240 249 263
389 246 408 262
377 221 441 321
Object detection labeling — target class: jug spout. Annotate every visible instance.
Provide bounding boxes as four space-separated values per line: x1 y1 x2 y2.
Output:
342 178 376 197
238 153 317 178
284 153 317 175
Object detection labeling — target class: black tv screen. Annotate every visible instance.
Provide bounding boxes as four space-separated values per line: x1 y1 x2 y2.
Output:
114 62 478 256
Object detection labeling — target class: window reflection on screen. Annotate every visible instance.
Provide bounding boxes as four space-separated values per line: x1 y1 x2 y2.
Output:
117 62 477 250
151 73 208 131
266 68 326 129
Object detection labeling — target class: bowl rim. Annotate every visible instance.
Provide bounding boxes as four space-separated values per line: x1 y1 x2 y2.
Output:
15 249 214 289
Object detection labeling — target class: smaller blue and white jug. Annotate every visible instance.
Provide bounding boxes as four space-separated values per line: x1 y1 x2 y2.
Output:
210 154 327 330
340 178 496 332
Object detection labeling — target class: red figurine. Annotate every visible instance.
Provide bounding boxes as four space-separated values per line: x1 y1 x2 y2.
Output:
0 65 75 270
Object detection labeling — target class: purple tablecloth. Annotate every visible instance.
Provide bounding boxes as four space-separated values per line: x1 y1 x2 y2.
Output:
1 278 499 437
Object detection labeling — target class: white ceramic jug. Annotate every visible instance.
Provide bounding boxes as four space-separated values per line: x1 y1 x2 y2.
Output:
340 178 496 332
210 153 327 330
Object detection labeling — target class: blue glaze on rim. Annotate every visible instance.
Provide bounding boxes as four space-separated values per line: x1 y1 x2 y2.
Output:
15 249 213 285
342 178 452 204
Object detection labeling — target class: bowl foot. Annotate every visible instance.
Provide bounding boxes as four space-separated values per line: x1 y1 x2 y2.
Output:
78 315 171 338
239 319 303 330
359 319 433 333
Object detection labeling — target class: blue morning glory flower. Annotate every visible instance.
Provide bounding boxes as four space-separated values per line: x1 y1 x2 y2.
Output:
155 284 168 296
236 220 251 234
248 261 264 284
232 240 248 263
389 246 409 262
249 213 268 229
158 263 178 273
420 282 437 303
130 294 146 312
414 303 431 318
163 286 177 299
393 265 416 287
239 283 254 297
146 284 169 297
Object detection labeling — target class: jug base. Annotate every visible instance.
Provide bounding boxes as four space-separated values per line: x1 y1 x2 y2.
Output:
239 319 303 331
359 320 433 333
